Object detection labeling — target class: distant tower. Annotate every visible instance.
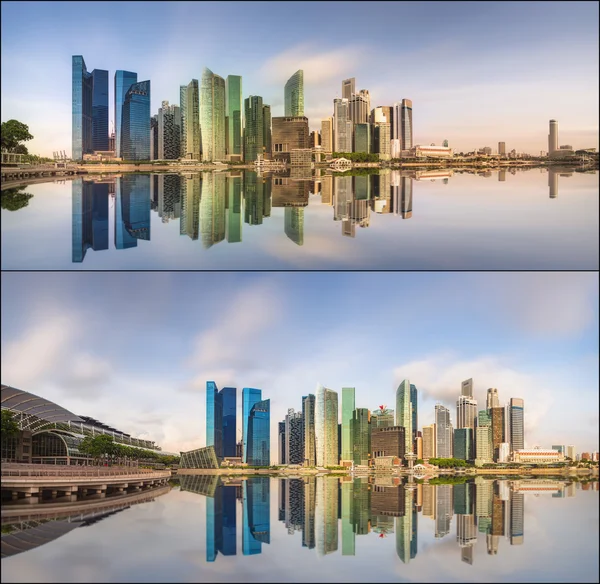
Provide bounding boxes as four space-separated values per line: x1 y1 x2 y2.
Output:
486 388 499 410
284 70 304 117
548 120 558 154
443 139 449 148
342 78 355 101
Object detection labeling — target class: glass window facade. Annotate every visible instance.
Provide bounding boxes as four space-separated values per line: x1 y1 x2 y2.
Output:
341 387 355 462
91 69 109 151
284 70 304 117
396 380 413 455
453 428 474 460
352 408 371 466
114 70 138 158
121 175 151 241
122 80 150 161
72 55 93 160
226 75 243 157
206 381 223 457
303 394 316 467
71 179 109 263
247 399 270 466
401 99 413 150
315 384 338 467
244 96 264 163
243 477 270 555
510 398 524 452
354 124 371 154
179 445 220 469
242 388 262 463
200 67 226 161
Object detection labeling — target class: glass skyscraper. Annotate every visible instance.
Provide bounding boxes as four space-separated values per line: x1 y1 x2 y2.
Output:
353 408 371 466
120 175 150 241
315 384 338 467
200 67 226 161
410 383 418 452
181 79 200 160
226 75 243 157
435 404 453 459
121 80 150 160
114 70 138 158
396 379 413 455
284 70 304 117
341 387 355 463
244 96 264 163
72 56 93 160
354 123 370 154
510 398 524 452
247 399 270 466
284 207 304 246
206 382 237 459
91 69 108 151
242 387 266 464
401 99 413 150
303 394 316 467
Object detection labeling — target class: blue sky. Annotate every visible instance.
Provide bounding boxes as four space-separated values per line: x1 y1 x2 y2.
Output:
1 1 598 156
1 272 598 457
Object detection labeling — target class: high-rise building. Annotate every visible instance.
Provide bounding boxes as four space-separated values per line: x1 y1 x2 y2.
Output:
342 77 355 100
341 387 355 464
285 408 304 464
157 101 181 160
486 388 499 410
509 398 524 452
200 67 226 161
354 123 370 154
566 445 576 460
309 130 320 147
262 105 272 157
303 394 316 466
548 119 558 154
244 96 264 163
353 408 371 466
498 142 506 156
278 421 286 465
349 90 370 124
181 79 200 160
461 378 473 397
396 380 413 455
321 118 333 153
284 70 304 117
272 117 309 156
454 428 474 460
206 382 237 458
457 395 478 429
91 69 109 151
315 384 338 467
242 387 261 463
491 406 505 461
226 75 243 158
410 383 418 451
150 115 158 160
373 406 395 428
333 99 352 153
476 409 493 464
422 424 436 459
400 99 413 150
371 426 405 461
72 56 93 160
284 208 304 245
121 80 150 160
373 123 391 159
247 399 270 466
435 404 453 458
114 70 138 158
392 102 402 142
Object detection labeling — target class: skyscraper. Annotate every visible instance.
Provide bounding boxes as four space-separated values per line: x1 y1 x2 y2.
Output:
342 77 355 100
486 388 499 410
454 428 474 460
285 408 304 464
498 141 506 156
354 123 370 153
182 79 200 160
303 394 316 466
476 409 493 464
410 383 418 451
341 387 355 464
242 387 262 463
461 378 473 397
435 404 453 459
333 99 352 153
491 406 505 461
72 56 93 160
548 119 558 154
321 118 333 153
271 117 309 155
315 384 338 467
114 70 138 158
121 80 150 160
422 424 436 459
262 105 272 158
244 96 264 163
200 67 226 161
226 75 243 158
91 69 109 151
278 421 286 465
284 208 304 246
206 383 237 458
284 70 304 117
157 101 181 160
400 99 413 150
247 399 270 466
353 408 371 466
349 90 370 124
396 379 413 455
457 395 477 429
510 398 524 452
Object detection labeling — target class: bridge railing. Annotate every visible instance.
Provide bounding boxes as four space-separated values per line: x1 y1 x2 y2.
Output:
1 467 165 478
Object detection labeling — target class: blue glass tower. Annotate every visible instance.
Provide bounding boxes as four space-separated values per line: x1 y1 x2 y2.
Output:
206 484 237 562
221 387 237 457
114 70 137 157
72 56 93 160
206 381 223 458
114 179 137 250
242 388 262 463
72 180 109 262
91 69 109 151
121 175 150 241
243 477 270 555
122 80 151 161
247 399 270 466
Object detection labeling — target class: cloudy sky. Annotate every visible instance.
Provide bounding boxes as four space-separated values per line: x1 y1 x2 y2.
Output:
1 1 598 157
1 272 598 457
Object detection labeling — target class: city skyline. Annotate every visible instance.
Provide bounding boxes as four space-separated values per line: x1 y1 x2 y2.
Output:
1 272 597 456
1 1 598 157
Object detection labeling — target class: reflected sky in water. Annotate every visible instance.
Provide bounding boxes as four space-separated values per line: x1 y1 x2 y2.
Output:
1 168 598 270
1 477 598 583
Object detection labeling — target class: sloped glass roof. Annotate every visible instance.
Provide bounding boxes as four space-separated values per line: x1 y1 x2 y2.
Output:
1 385 83 424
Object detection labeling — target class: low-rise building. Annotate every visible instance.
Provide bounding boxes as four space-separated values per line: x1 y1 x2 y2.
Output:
512 448 565 464
412 145 453 158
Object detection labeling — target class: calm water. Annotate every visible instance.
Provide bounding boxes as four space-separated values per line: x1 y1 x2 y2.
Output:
1 477 598 583
1 168 597 270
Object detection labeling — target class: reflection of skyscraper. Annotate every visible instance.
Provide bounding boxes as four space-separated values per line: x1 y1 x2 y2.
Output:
200 172 226 248
341 479 355 555
284 207 304 246
303 394 316 467
315 384 339 467
548 168 559 198
201 67 226 161
121 175 150 241
435 484 453 538
243 477 270 555
510 491 524 545
244 173 266 226
396 485 417 563
226 174 242 243
285 70 304 117
333 175 352 222
303 476 316 549
72 179 109 262
157 174 182 223
341 387 355 465
316 476 338 555
181 174 201 240
207 484 237 561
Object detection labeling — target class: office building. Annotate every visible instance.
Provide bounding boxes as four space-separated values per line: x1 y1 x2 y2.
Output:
548 119 558 154
400 99 413 150
284 70 304 117
157 101 181 160
349 90 370 124
272 117 309 156
461 378 473 397
373 406 394 428
341 387 355 464
373 123 391 160
315 384 338 467
333 98 352 153
510 398 524 452
498 442 510 462
566 445 576 460
262 105 272 157
486 388 499 410
309 130 320 147
498 142 506 156
435 404 453 458
150 115 158 160
278 421 286 465
354 123 370 153
396 379 413 455
342 77 355 100
91 69 108 151
121 80 150 160
454 428 474 461
72 56 98 159
200 67 226 161
242 387 261 463
246 399 270 466
321 118 333 153
410 383 418 451
372 426 405 461
226 75 243 158
353 408 371 466
244 96 264 163
206 382 237 458
114 69 138 158
285 408 304 465
457 395 477 430
181 79 200 160
491 406 505 460
475 409 493 464
303 394 316 466
422 424 436 459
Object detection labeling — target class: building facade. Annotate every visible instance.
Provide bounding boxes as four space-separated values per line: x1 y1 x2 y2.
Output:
333 99 352 153
182 79 200 160
157 100 181 160
91 69 109 151
226 75 243 158
321 118 333 153
454 428 474 460
285 408 304 464
396 379 413 455
491 406 505 461
422 424 436 459
114 70 138 158
371 426 405 461
246 399 270 466
244 96 264 163
352 408 371 466
486 388 499 410
354 123 371 153
72 56 93 160
303 394 316 466
200 67 226 161
341 387 355 464
435 404 453 458
401 99 413 150
285 70 304 117
315 384 338 467
121 80 151 160
510 398 524 452
272 117 309 156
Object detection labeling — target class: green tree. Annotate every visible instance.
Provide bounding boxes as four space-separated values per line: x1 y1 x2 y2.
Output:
1 410 20 444
1 187 34 212
1 120 34 152
12 144 29 155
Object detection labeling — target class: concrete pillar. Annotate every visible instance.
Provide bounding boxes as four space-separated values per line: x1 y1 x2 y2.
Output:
51 490 58 498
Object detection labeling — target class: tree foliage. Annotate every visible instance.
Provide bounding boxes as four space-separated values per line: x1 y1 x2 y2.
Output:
332 152 379 163
77 434 179 466
1 410 20 443
1 187 34 212
428 457 468 468
1 119 34 152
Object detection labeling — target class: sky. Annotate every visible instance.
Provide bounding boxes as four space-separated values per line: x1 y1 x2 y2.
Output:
1 272 598 458
1 1 598 157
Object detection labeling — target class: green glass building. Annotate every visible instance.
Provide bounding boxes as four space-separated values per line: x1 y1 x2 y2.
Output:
396 379 413 455
354 123 371 154
226 75 243 158
454 428 474 460
284 70 304 117
263 105 272 157
244 96 264 163
353 408 371 466
284 207 304 246
341 480 355 555
200 67 226 161
226 174 242 243
341 387 355 463
181 79 200 160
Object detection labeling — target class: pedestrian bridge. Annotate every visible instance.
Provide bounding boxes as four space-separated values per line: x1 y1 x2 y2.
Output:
1 163 81 183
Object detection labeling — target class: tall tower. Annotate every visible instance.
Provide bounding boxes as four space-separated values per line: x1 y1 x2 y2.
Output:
509 398 524 452
114 70 138 158
486 388 499 410
284 70 304 117
303 394 316 466
342 77 355 100
226 75 243 158
401 99 413 150
548 119 558 154
435 404 453 458
396 379 413 455
315 383 338 466
242 387 262 463
200 67 226 161
333 98 351 153
341 387 355 463
244 95 264 163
